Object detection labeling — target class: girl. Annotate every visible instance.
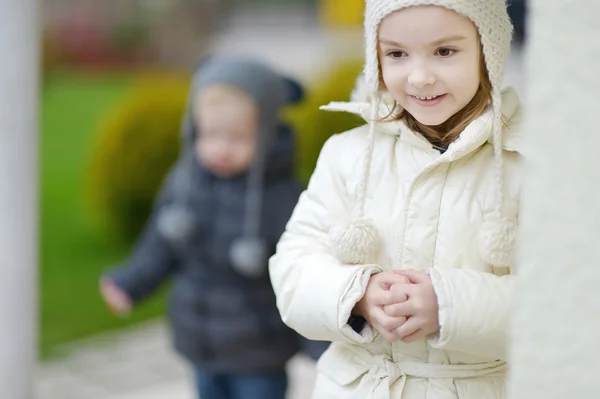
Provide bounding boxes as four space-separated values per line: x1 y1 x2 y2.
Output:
269 1 521 398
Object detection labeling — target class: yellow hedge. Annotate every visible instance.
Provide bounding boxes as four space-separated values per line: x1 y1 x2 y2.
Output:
86 73 190 241
286 59 365 183
319 0 365 27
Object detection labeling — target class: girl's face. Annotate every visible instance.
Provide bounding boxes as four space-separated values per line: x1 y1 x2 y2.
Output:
194 87 259 178
378 6 481 127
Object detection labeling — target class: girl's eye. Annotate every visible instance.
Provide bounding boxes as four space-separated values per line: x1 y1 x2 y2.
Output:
386 50 406 59
436 48 455 57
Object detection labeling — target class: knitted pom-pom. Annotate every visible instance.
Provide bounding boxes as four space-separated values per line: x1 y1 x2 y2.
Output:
229 237 268 279
156 205 196 245
330 219 379 265
478 213 517 268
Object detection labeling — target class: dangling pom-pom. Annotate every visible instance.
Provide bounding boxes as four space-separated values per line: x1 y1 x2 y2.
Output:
157 205 196 245
478 213 517 268
229 237 268 279
329 219 379 265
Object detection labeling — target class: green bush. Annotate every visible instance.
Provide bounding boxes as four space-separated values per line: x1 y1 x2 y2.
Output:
85 73 190 242
285 59 365 183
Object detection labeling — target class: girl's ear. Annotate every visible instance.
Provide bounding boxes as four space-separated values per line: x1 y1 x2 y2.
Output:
282 77 304 105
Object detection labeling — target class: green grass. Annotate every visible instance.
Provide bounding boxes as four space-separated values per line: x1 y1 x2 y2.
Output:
41 72 165 358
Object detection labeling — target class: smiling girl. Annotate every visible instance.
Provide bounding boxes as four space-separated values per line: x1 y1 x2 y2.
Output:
269 1 521 398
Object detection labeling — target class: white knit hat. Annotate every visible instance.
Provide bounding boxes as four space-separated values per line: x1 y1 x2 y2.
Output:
330 0 516 268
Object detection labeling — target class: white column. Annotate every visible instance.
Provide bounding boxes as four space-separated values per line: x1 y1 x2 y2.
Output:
509 1 600 397
0 0 39 397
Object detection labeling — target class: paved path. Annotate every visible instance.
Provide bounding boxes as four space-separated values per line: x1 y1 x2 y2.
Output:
35 319 318 399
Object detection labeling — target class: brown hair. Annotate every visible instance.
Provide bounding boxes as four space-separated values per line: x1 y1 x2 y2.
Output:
379 48 492 149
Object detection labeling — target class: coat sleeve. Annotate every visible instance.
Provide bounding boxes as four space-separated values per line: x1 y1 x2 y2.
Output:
269 133 382 345
105 169 180 303
428 267 514 361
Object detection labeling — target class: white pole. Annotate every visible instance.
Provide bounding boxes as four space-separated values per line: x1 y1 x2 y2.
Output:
509 1 600 397
0 0 39 397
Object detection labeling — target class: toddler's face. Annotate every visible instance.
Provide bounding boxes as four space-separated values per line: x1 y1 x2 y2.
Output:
194 88 259 178
378 5 481 126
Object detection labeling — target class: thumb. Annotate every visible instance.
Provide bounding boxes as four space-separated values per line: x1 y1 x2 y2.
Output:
394 269 431 284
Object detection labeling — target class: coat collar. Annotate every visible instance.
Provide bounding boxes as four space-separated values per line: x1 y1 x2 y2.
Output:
320 87 523 156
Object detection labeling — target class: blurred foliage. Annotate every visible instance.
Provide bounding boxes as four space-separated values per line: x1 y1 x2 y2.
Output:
42 73 169 356
42 30 62 81
110 18 151 51
86 73 190 243
285 59 365 183
319 0 364 27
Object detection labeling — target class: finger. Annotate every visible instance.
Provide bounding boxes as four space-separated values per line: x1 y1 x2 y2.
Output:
370 287 397 306
395 269 431 284
100 285 116 303
371 281 413 306
113 292 131 308
116 292 132 309
373 306 406 332
399 329 425 343
375 272 415 289
373 322 401 343
382 301 412 317
99 277 112 290
393 317 422 340
390 271 412 284
106 292 127 311
388 283 411 303
365 306 399 343
102 284 132 312
104 284 125 301
108 283 130 302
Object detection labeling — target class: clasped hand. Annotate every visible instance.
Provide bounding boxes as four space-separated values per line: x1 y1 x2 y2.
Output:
353 270 440 343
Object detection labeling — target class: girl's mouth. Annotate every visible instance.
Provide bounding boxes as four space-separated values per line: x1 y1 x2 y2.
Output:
411 94 447 106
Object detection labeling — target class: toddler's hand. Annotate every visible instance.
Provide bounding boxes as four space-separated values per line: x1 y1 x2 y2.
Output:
353 272 412 343
99 277 132 315
383 270 440 343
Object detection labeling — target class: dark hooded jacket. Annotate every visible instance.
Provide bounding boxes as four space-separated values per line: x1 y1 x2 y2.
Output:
106 58 326 372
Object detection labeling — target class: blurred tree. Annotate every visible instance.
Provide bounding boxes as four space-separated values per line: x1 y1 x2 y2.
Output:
285 59 365 183
319 0 364 27
85 73 190 242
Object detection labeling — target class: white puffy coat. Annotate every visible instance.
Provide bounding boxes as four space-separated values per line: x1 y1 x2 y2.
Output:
269 87 523 398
